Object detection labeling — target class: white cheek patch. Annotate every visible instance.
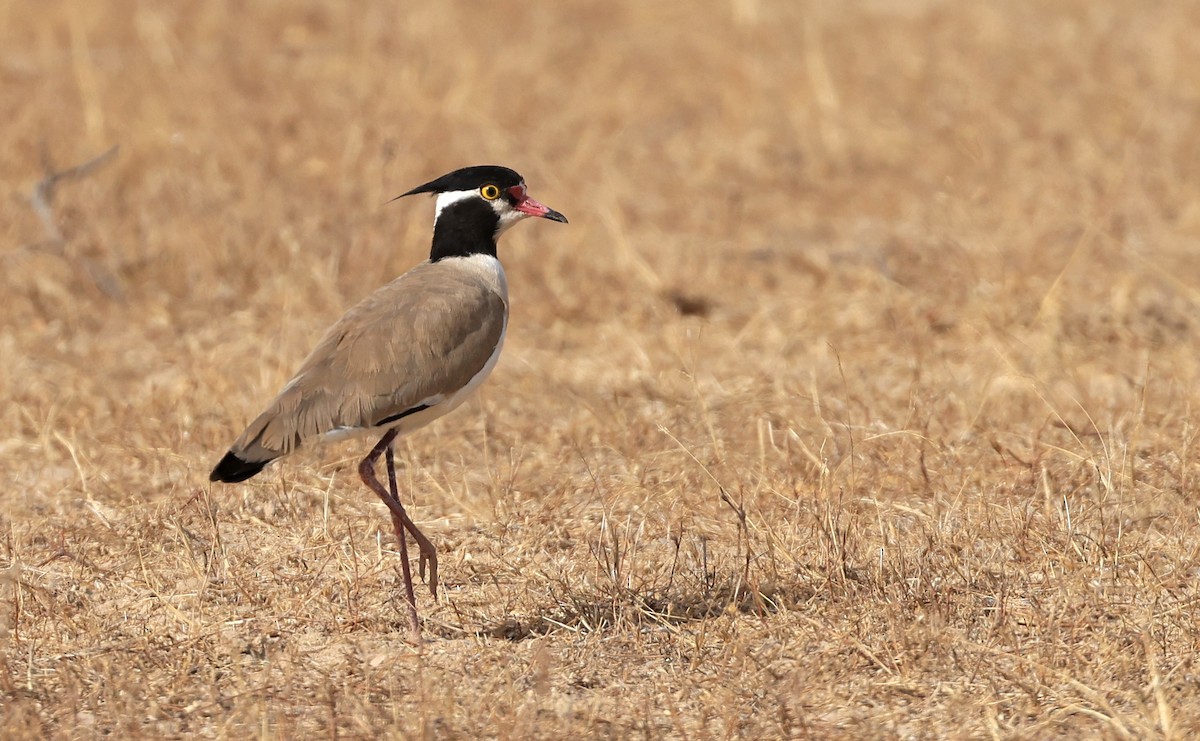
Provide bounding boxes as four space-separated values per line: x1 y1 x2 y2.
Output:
434 187 531 236
494 208 529 236
494 185 533 235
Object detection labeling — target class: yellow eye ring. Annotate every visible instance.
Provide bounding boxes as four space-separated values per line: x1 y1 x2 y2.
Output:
481 184 501 200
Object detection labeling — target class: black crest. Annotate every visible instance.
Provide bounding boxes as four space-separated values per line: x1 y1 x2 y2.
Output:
399 165 524 197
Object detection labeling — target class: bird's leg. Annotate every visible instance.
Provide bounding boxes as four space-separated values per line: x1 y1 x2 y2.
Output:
385 443 439 598
359 430 419 639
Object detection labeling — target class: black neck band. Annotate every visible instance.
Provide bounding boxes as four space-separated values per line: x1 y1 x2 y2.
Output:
429 198 500 262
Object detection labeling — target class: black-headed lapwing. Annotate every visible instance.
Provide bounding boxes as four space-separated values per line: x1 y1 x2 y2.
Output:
209 165 566 639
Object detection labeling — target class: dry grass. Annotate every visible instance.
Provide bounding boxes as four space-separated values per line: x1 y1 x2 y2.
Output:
3 0 1200 737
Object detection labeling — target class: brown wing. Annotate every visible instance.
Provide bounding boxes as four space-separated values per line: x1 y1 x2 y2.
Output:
227 261 506 463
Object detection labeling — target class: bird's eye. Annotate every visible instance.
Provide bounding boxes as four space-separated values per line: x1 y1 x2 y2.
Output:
480 184 500 200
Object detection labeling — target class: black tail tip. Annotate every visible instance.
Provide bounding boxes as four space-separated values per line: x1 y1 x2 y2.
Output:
209 451 269 483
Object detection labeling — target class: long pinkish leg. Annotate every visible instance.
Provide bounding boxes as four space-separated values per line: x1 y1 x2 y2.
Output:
358 430 419 640
385 444 439 597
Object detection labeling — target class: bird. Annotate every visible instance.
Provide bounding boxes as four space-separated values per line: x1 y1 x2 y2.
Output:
208 165 566 640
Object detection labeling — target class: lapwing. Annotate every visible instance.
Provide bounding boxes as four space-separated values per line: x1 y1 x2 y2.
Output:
209 165 566 639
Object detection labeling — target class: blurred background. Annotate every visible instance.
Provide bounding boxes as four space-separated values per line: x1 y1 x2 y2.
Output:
3 0 1200 737
5 0 1198 488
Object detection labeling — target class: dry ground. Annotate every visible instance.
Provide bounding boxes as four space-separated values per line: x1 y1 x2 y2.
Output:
3 0 1200 738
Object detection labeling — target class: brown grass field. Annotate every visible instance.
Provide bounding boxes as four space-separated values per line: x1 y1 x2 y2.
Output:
3 0 1200 738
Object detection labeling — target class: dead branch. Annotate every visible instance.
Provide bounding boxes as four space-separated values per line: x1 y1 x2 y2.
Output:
31 144 119 246
11 144 124 298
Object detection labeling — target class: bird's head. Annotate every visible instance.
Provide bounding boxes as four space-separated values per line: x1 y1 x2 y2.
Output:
398 165 567 236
